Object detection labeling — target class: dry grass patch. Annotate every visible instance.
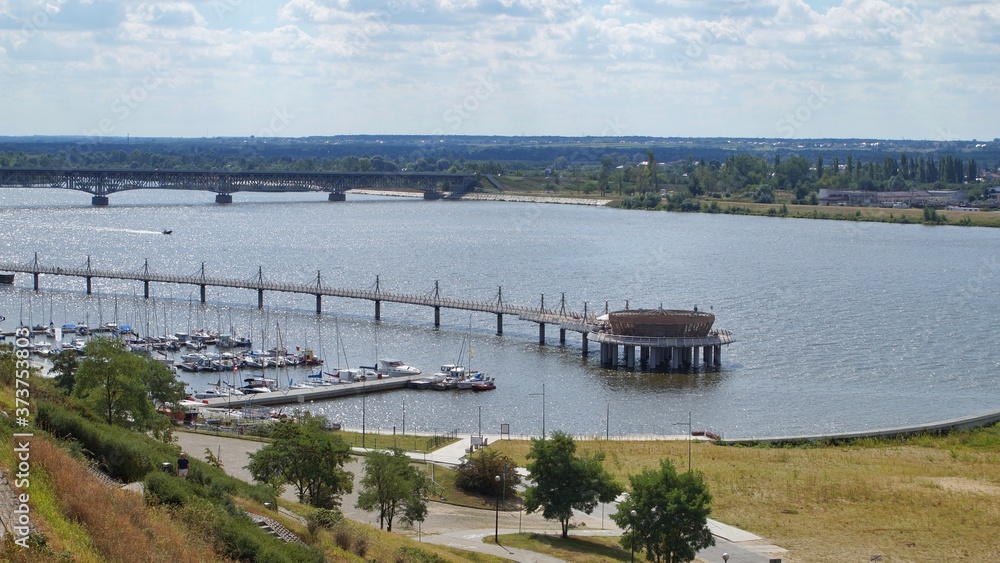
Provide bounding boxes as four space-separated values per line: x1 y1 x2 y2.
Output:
31 436 215 563
489 436 1000 562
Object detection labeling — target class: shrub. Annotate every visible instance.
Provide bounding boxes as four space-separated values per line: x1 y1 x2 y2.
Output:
144 471 192 506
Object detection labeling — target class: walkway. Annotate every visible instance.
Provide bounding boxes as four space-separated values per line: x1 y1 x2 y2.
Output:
174 430 785 562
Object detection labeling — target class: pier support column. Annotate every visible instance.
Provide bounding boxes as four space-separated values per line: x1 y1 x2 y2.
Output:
703 345 714 366
581 333 589 356
538 323 545 345
611 345 619 367
328 192 346 202
423 191 443 200
91 195 109 206
144 280 150 299
559 328 566 345
86 276 92 295
257 289 264 309
200 284 206 303
600 343 610 366
671 347 681 369
215 193 233 204
375 300 381 320
713 345 722 366
496 313 503 335
33 272 39 291
640 346 649 367
692 346 700 368
625 346 635 369
434 306 440 327
315 294 322 314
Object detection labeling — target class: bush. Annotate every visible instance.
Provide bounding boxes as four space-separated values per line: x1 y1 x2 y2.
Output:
395 546 445 562
144 471 193 506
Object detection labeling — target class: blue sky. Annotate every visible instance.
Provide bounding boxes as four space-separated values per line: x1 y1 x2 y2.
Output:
1 0 997 140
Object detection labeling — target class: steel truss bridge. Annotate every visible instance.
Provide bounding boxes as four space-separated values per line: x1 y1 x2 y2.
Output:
0 168 480 205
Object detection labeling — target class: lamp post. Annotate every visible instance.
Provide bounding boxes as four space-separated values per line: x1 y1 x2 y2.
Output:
362 376 367 448
629 509 637 563
673 411 692 472
722 553 729 562
528 383 546 438
494 475 502 543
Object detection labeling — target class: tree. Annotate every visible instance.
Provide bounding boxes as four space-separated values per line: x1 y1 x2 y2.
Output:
613 460 715 563
356 448 430 532
456 448 521 498
51 348 79 392
522 431 623 539
246 413 353 509
74 337 165 430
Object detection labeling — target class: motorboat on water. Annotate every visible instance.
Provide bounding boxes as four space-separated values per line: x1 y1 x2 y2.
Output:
376 358 421 377
239 377 278 394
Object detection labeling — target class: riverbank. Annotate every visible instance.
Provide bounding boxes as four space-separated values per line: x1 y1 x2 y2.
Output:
483 176 1000 227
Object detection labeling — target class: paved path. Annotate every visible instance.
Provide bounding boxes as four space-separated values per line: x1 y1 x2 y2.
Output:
173 430 785 562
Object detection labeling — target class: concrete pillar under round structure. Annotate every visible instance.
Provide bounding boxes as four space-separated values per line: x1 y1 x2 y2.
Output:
581 333 589 356
538 323 546 345
375 300 381 320
713 345 722 366
434 306 440 327
692 346 700 367
496 313 503 335
559 328 566 344
91 195 109 206
315 294 322 314
671 347 681 369
625 346 636 368
640 346 649 366
328 192 346 201
610 344 619 367
704 345 714 366
215 193 233 204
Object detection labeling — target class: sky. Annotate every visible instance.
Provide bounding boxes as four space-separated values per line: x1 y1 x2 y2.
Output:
0 0 997 140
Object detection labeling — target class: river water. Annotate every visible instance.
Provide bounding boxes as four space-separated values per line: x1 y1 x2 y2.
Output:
2 188 998 439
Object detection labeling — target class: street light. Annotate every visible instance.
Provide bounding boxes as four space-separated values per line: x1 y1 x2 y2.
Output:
494 475 502 544
722 553 729 562
629 509 638 563
672 411 692 472
528 383 545 439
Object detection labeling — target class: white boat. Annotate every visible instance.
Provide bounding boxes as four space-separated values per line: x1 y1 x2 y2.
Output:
377 358 421 377
239 376 278 394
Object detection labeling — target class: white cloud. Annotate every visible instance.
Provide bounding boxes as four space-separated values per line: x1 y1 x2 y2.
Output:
0 0 997 138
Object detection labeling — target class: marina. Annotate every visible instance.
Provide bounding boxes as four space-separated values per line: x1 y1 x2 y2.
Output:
1 189 998 439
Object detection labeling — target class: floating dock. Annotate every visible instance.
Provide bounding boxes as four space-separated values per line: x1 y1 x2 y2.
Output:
200 375 417 409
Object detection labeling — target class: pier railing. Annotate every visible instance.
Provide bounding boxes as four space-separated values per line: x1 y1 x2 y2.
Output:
0 256 601 333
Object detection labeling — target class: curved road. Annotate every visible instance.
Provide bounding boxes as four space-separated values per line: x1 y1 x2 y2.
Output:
174 430 781 562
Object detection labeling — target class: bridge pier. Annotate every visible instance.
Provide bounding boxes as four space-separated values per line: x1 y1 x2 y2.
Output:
538 323 545 345
423 191 443 200
434 306 440 327
200 284 206 303
328 192 346 202
559 328 566 345
496 313 503 335
144 280 150 299
215 194 233 204
625 345 636 368
33 272 39 291
581 333 589 356
640 346 649 367
86 276 92 295
713 345 722 366
375 300 381 320
258 289 264 309
91 196 109 206
315 294 322 314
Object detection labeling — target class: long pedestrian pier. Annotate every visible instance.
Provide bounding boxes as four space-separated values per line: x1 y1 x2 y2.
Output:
2 254 735 368
1 254 601 349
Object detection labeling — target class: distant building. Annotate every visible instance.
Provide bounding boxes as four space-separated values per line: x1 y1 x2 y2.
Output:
818 189 963 208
